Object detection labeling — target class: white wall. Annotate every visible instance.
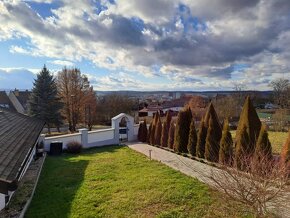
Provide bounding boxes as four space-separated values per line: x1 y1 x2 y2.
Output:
88 129 114 144
43 113 140 151
0 194 5 211
44 133 82 151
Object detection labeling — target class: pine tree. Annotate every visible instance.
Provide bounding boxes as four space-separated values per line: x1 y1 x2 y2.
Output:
281 130 290 165
235 96 261 161
196 118 207 158
205 116 220 162
168 120 175 149
154 118 162 146
255 124 272 159
29 65 63 134
174 107 192 153
161 111 172 147
187 118 197 156
219 119 233 165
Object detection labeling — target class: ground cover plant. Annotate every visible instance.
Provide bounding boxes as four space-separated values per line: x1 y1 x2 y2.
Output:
27 146 252 218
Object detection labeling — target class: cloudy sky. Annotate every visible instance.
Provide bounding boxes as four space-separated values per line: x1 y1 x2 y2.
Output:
0 0 289 91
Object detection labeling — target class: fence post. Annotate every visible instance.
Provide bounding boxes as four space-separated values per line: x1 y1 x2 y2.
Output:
79 129 88 148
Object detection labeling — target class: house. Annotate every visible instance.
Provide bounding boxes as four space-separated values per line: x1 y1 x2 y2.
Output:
8 89 31 114
0 109 44 210
0 91 16 111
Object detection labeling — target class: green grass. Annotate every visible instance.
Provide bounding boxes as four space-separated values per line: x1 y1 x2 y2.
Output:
231 131 288 154
26 146 252 218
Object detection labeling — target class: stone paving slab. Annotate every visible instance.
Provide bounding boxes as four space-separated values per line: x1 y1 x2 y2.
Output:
127 142 290 218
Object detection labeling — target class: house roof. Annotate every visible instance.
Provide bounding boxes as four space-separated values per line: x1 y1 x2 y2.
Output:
0 109 44 192
12 90 31 110
0 91 16 111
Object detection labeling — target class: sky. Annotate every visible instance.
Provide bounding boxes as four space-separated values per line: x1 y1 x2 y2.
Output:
0 0 289 91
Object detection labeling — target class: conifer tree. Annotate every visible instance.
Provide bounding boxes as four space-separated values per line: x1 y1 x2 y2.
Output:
29 65 63 134
149 112 158 145
219 119 233 164
235 96 261 160
281 130 290 165
205 116 220 162
142 119 148 143
155 117 162 146
187 118 197 156
255 124 272 159
147 122 153 144
161 111 172 147
168 120 175 149
235 126 250 169
196 118 207 158
204 102 222 143
138 120 148 142
174 107 192 153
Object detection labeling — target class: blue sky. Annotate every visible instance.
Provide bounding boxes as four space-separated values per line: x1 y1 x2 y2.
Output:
0 0 289 91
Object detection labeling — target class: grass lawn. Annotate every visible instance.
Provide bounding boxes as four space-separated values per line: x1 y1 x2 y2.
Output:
26 146 252 218
231 131 288 154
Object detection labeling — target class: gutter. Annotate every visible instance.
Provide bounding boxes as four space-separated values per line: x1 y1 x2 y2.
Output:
19 153 46 218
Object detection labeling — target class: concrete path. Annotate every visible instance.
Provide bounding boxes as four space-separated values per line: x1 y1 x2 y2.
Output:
127 142 290 218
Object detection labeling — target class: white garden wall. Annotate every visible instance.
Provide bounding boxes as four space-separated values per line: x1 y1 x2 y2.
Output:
43 113 140 152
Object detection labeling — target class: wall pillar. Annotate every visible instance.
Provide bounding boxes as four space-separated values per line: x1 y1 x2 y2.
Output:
79 129 88 148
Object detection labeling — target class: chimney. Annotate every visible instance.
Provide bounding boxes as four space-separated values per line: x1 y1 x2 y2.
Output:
14 89 19 96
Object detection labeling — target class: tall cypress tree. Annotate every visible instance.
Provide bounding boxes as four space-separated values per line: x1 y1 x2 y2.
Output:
174 107 192 153
219 119 233 165
147 122 153 144
202 103 222 162
205 116 220 162
281 130 290 165
235 96 261 160
155 118 162 146
161 111 172 147
29 65 63 134
168 120 175 149
255 124 272 159
149 112 158 145
196 117 207 158
187 118 197 156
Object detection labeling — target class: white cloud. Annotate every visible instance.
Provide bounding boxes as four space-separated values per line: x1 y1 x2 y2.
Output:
49 60 74 66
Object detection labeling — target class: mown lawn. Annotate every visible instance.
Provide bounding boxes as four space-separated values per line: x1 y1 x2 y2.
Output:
231 131 288 154
26 146 252 218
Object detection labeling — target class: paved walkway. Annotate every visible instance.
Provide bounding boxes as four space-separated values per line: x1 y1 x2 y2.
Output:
127 142 290 218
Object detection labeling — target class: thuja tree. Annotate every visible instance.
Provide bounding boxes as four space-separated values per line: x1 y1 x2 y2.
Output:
149 112 159 145
187 118 197 156
174 107 192 153
235 96 261 163
219 119 233 165
255 124 272 159
204 103 222 162
147 122 153 144
168 120 175 149
154 117 162 146
161 111 172 147
29 65 63 134
205 116 220 162
138 120 148 143
281 130 290 165
196 118 207 158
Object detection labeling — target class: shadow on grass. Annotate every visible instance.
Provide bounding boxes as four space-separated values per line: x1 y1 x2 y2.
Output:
25 144 124 217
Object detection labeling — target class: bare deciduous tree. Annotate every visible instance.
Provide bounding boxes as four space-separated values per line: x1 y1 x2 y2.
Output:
270 78 290 108
207 153 289 217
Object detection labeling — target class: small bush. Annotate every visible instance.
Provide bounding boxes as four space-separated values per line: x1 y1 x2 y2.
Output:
66 141 82 154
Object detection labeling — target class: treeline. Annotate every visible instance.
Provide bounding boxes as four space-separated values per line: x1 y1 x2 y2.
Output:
138 96 290 167
28 65 135 133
